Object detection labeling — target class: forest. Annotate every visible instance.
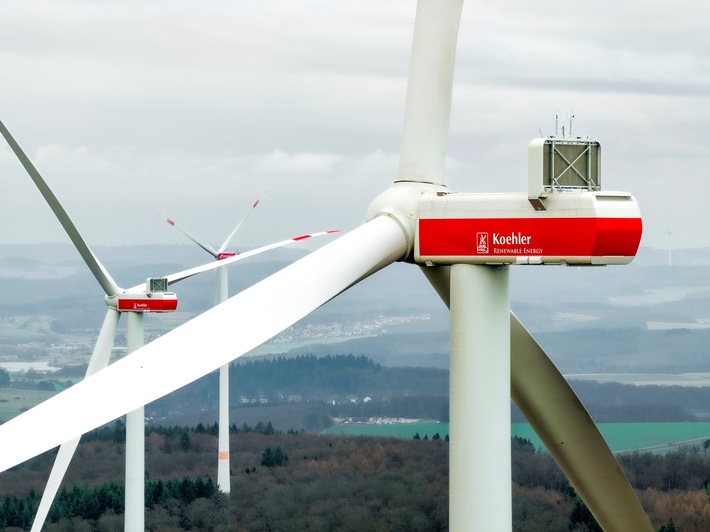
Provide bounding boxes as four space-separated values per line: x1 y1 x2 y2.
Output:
5 350 710 529
6 354 710 431
0 423 706 531
147 355 710 426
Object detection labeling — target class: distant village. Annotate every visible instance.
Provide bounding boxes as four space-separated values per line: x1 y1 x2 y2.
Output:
2 314 432 375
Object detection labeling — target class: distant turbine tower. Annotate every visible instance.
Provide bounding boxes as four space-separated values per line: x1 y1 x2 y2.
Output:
163 193 265 494
667 229 673 266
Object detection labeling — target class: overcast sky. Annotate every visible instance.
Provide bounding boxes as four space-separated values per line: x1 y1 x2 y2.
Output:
0 0 708 252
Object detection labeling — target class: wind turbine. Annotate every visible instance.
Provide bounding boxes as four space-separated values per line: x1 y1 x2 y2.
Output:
0 120 336 531
0 1 652 530
162 197 265 494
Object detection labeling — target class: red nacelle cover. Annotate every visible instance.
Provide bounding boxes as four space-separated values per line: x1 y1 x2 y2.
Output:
415 192 642 266
116 295 178 312
418 216 642 263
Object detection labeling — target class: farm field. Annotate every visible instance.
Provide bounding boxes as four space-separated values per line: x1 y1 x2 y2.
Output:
323 420 447 439
0 387 56 422
324 421 710 454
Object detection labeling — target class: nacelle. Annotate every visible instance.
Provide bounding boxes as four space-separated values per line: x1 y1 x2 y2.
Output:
106 292 178 313
415 190 642 266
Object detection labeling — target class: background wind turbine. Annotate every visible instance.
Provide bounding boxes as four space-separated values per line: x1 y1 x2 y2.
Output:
0 119 170 531
162 194 265 494
0 1 652 530
0 119 336 531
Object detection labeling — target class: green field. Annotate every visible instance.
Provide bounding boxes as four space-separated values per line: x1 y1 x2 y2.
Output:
323 422 710 453
0 387 57 422
323 421 447 439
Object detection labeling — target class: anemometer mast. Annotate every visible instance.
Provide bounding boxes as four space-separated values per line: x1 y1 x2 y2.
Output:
528 136 601 210
529 111 601 207
414 124 642 267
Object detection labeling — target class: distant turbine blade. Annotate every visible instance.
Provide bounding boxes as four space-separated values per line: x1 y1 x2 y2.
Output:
419 265 652 531
127 229 341 291
84 309 121 375
217 191 266 254
0 216 406 472
418 264 451 306
397 0 462 186
31 309 120 532
510 315 653 531
162 212 219 258
0 121 121 297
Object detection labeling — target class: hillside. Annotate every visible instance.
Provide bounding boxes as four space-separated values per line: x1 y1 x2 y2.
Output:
2 243 710 376
146 356 710 428
6 353 710 429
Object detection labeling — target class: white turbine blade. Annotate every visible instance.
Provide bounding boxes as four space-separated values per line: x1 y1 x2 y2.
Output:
510 315 653 531
0 121 121 297
419 264 451 306
162 213 219 258
397 0 462 186
85 309 121 375
217 192 265 255
0 216 407 472
127 229 341 291
31 309 120 532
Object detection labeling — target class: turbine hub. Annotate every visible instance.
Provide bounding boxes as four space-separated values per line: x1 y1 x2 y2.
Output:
366 181 447 262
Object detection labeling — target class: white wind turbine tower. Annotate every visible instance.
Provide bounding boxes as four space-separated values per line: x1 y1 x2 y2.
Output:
0 121 335 531
0 1 653 530
162 198 265 494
